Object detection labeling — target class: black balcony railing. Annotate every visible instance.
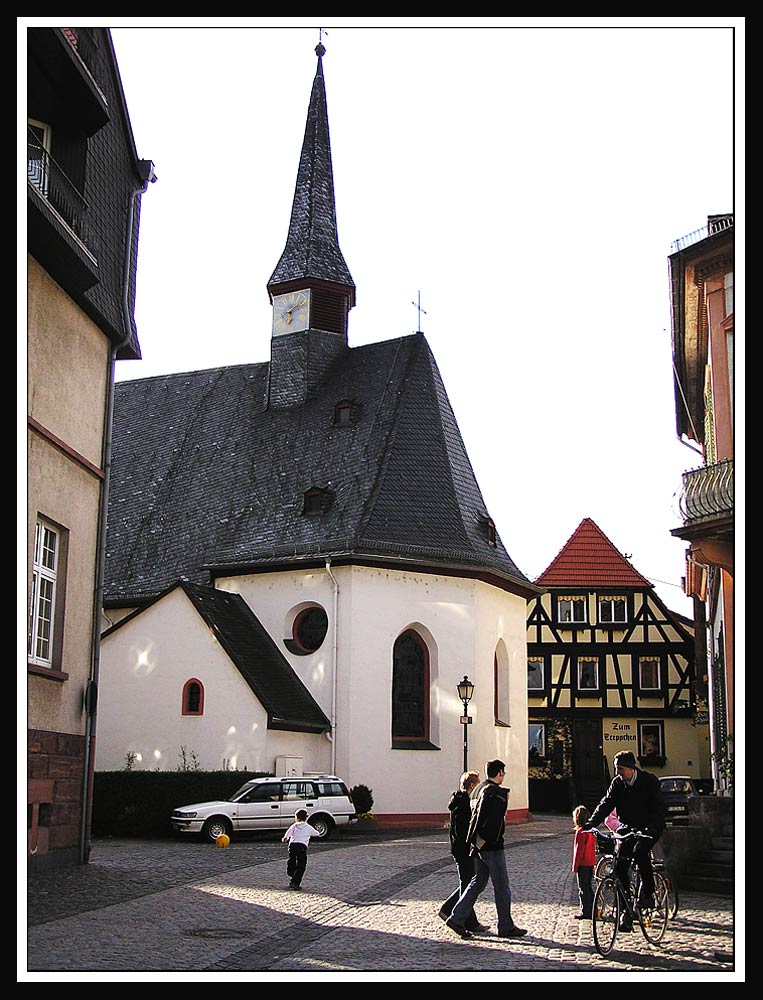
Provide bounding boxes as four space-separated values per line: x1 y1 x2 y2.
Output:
28 127 91 250
671 215 734 253
677 458 734 524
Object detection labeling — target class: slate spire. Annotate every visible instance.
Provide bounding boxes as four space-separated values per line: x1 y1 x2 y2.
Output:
267 43 355 302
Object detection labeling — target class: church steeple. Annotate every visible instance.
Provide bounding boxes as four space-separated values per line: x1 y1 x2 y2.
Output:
267 42 355 344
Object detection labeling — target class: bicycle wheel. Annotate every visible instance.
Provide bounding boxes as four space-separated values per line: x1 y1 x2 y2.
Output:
638 872 668 945
592 877 620 956
662 868 679 919
595 856 614 881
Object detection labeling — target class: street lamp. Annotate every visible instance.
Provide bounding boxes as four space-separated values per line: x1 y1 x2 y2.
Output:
457 675 475 772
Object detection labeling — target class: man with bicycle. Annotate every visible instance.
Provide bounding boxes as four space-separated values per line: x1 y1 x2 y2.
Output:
585 750 666 931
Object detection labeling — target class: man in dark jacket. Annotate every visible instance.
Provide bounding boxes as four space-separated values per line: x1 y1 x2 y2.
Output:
585 750 666 928
445 759 527 939
438 770 489 932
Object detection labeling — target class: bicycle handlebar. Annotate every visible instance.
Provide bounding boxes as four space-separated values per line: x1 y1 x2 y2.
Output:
592 827 651 841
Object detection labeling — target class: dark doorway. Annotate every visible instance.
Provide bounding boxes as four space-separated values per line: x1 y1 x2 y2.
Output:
573 719 606 809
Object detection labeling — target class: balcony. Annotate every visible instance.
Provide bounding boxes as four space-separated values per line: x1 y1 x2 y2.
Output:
28 128 90 242
27 127 99 293
675 459 734 529
670 215 733 254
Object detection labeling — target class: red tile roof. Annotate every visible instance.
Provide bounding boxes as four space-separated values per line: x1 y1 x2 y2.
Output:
535 518 653 589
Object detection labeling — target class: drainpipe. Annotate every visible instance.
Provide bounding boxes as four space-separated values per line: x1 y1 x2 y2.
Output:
79 159 155 864
325 559 339 775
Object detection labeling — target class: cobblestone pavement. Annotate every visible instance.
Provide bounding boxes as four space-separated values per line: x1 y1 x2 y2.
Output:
24 815 741 981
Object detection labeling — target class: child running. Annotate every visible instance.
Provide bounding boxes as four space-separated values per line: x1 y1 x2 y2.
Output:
282 808 320 890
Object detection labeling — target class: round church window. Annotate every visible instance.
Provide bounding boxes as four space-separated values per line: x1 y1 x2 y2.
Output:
292 606 329 653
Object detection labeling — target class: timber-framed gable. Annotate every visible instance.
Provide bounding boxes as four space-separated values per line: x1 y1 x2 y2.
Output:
525 518 710 813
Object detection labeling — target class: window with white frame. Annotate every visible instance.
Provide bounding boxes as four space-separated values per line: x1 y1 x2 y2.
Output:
638 720 664 759
557 595 586 624
527 657 544 691
28 519 59 666
528 723 546 759
639 656 661 691
598 595 627 623
577 657 599 692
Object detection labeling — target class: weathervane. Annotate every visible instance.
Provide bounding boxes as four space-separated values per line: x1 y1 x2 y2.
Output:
316 27 328 57
411 290 427 333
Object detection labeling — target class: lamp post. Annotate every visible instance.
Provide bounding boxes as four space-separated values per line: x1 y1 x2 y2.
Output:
457 675 475 772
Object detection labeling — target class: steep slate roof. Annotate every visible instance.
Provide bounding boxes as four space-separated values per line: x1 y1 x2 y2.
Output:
105 333 534 603
104 43 535 605
535 518 653 589
104 582 330 733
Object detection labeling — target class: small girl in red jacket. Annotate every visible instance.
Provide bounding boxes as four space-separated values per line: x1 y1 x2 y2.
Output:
572 805 596 919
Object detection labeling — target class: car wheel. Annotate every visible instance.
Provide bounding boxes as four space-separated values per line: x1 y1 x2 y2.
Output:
310 815 333 840
201 816 232 843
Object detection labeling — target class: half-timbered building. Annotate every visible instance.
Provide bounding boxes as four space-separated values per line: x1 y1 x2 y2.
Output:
526 518 710 813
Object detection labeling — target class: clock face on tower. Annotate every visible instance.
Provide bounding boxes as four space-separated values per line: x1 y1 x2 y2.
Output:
272 290 311 336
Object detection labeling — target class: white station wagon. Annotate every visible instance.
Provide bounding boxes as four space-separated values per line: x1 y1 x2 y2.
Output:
171 775 357 842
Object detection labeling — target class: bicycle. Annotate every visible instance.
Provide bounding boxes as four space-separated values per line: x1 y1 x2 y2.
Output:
653 856 679 920
594 830 679 919
592 829 669 956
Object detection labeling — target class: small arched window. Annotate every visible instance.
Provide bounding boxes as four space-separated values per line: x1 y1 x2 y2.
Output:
182 678 204 716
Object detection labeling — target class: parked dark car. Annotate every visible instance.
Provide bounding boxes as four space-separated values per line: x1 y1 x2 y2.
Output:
659 775 707 824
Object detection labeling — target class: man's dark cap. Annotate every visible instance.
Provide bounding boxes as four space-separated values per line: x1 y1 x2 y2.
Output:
613 751 637 769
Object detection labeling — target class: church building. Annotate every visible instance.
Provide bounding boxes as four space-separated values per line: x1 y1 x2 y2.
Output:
96 43 539 825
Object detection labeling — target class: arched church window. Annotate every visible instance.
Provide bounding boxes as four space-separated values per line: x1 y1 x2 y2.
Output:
182 678 204 716
392 630 429 741
494 647 510 726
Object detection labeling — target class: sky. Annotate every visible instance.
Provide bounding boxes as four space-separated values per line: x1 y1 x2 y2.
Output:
24 17 743 615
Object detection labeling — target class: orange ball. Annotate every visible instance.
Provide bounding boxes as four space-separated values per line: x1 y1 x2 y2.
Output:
215 833 230 848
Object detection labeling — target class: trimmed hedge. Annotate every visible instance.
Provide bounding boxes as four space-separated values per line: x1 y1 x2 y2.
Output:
92 771 270 838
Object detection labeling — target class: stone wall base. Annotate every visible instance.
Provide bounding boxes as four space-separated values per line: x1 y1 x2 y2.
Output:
28 728 86 869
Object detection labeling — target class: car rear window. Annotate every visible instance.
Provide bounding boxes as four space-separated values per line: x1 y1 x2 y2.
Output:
661 779 692 793
317 782 347 796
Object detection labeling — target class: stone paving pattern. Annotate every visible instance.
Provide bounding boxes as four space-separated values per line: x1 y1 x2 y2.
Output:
24 814 739 979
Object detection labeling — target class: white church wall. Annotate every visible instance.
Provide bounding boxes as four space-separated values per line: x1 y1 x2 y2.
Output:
215 564 529 818
97 587 272 773
471 581 530 813
340 566 528 818
220 568 337 722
